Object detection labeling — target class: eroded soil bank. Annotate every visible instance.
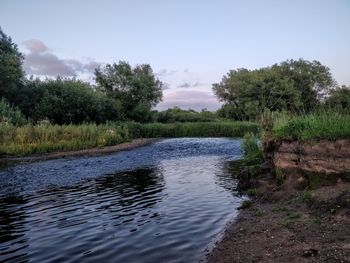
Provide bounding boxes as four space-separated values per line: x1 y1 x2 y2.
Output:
205 139 350 263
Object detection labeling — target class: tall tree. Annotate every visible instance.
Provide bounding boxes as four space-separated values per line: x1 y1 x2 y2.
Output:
95 61 163 122
213 59 335 120
0 27 24 103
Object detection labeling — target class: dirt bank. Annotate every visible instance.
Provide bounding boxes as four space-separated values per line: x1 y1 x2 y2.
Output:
205 139 350 263
205 175 350 263
0 138 158 163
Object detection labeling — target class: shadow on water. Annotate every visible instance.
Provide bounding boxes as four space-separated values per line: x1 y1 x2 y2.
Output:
0 138 244 263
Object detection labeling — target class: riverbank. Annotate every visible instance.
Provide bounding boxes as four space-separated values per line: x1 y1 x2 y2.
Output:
0 138 157 163
0 121 260 156
205 172 350 262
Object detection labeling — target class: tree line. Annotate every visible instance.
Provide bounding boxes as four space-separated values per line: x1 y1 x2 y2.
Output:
213 59 350 120
0 28 163 124
1 27 349 126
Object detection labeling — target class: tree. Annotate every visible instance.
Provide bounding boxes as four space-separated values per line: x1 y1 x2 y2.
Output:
213 59 335 120
95 61 163 122
24 78 122 124
276 59 336 112
0 27 24 103
324 86 350 113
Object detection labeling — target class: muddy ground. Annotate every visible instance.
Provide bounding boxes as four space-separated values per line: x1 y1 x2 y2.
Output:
205 173 350 263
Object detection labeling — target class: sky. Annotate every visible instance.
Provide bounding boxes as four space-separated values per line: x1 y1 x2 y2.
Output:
1 0 349 111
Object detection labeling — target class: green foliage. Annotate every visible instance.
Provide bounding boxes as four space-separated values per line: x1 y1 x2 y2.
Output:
154 107 219 123
213 59 335 120
282 212 302 227
301 191 312 203
0 121 259 156
127 121 260 138
324 86 350 113
247 188 258 197
95 61 163 122
243 133 263 166
275 168 285 186
0 28 24 104
273 112 350 140
15 78 122 124
0 99 27 126
0 122 130 156
239 200 252 209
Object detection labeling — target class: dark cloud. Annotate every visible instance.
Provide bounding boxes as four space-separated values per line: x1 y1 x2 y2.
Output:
156 69 177 76
22 39 100 77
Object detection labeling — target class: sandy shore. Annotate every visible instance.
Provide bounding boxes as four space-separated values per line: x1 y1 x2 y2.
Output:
205 177 350 263
0 138 159 163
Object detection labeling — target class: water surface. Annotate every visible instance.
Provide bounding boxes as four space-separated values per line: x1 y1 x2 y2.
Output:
0 138 243 263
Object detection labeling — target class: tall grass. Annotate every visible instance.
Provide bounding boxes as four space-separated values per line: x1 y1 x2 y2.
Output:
0 122 130 156
242 132 263 166
0 121 260 156
273 112 350 140
127 121 260 138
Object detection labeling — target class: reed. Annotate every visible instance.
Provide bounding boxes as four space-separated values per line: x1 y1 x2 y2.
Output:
0 121 260 156
272 112 350 140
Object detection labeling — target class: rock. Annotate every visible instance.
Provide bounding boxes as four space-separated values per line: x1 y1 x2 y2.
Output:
303 248 318 258
302 248 318 257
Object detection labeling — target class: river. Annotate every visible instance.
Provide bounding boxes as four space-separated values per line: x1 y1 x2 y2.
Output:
0 138 244 263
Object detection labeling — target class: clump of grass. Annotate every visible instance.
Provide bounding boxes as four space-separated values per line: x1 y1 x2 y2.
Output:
247 188 258 197
275 168 285 186
282 212 302 227
239 200 252 209
251 207 264 216
242 132 263 166
310 217 322 225
300 191 312 203
273 112 350 140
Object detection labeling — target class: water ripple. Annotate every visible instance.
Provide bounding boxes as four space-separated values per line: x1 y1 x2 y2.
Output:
0 138 243 263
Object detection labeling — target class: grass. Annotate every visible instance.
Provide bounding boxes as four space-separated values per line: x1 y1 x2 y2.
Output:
0 121 260 156
127 121 260 138
0 122 130 156
242 132 263 166
272 112 350 140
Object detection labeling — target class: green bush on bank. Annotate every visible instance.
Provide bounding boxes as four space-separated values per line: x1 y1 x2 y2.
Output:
242 132 263 166
272 112 350 140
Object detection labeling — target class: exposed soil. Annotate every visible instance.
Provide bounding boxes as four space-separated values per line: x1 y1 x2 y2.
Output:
0 138 158 163
205 173 350 263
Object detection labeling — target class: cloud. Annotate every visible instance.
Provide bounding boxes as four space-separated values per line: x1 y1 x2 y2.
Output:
156 90 221 111
176 80 204 89
156 69 177 76
23 39 48 53
162 82 171 90
177 82 191 88
22 39 100 77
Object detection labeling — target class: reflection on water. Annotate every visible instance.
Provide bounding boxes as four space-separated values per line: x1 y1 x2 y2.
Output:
0 138 243 263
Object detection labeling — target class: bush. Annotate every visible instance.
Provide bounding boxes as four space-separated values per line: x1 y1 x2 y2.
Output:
0 98 27 126
273 112 350 140
243 132 263 166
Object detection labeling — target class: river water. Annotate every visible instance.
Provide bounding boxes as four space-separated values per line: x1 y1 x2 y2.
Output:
0 138 244 263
